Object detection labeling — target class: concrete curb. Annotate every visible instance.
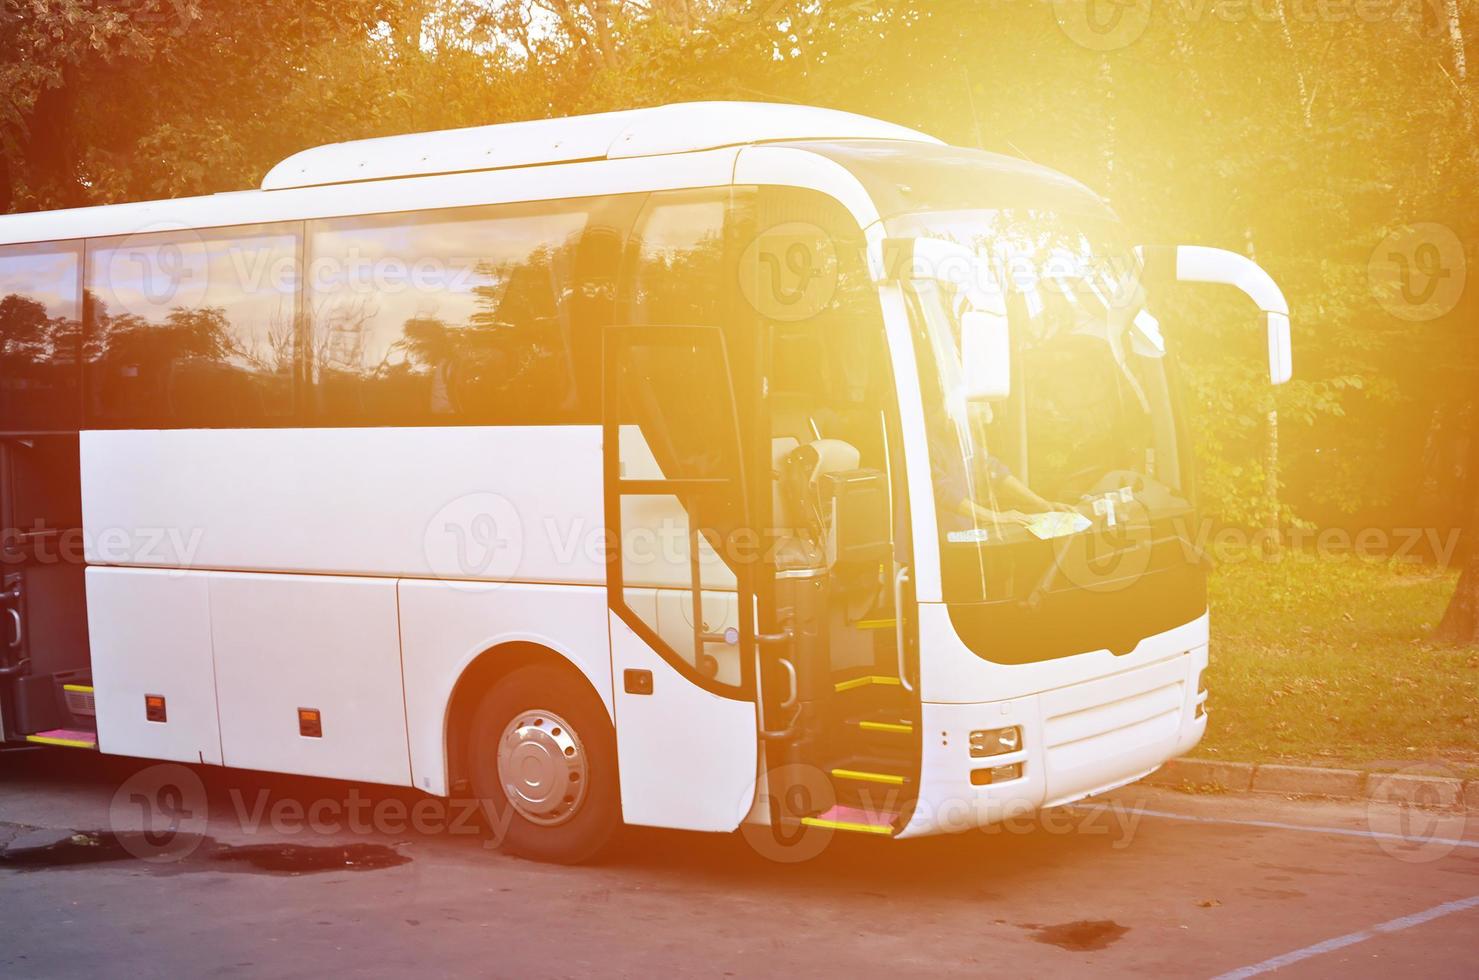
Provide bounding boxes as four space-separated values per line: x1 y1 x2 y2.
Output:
1142 758 1254 793
1253 764 1365 798
1144 758 1479 811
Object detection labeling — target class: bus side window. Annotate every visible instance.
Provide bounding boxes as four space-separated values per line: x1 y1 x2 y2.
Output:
0 241 83 432
306 201 614 427
84 225 299 428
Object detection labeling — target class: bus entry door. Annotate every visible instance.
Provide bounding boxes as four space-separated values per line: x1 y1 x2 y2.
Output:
602 325 761 832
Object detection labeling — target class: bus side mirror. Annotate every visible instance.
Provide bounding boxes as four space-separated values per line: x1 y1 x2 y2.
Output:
1140 244 1293 385
961 310 1011 401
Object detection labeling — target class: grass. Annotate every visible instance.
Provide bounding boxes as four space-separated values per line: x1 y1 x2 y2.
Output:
1195 553 1479 777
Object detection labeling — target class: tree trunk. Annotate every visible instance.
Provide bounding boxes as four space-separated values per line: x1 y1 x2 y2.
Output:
23 80 82 209
1264 406 1281 553
1098 55 1117 203
1246 228 1281 553
1445 0 1469 85
393 1 427 60
1435 439 1479 643
1273 0 1313 128
1433 0 1478 643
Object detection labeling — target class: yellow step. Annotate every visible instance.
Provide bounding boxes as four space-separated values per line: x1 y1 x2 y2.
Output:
834 675 902 694
856 719 913 735
831 767 907 786
62 684 94 694
801 815 894 836
25 729 98 750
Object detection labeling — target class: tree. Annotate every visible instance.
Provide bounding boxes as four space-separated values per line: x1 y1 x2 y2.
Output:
0 0 389 212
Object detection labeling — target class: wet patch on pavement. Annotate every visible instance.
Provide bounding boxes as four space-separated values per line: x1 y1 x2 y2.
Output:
210 842 410 873
1027 919 1130 951
0 830 410 876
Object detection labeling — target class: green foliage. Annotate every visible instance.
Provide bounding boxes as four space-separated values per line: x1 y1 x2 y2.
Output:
2 0 1476 533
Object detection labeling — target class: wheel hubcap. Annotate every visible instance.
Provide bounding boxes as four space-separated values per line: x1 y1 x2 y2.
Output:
496 709 588 826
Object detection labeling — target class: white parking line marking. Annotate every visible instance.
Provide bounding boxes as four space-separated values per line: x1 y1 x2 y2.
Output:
1071 804 1479 850
1210 894 1479 979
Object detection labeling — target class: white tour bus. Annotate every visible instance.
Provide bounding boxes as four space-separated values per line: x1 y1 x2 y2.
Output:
0 102 1291 862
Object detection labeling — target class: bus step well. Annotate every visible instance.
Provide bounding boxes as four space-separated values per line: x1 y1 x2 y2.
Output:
801 804 897 836
62 684 96 718
25 729 98 750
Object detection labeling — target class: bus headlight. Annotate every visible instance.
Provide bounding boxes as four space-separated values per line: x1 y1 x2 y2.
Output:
969 726 1021 758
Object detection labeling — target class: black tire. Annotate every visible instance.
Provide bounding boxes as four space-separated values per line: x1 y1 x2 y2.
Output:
466 663 620 864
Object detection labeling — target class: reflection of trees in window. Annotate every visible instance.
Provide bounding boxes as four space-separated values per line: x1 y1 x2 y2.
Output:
407 243 578 418
0 242 84 430
85 293 295 425
308 219 588 424
0 294 67 360
630 231 726 328
79 226 298 426
0 292 81 430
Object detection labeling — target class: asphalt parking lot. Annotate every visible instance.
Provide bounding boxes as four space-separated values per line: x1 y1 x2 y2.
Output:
2 747 1476 979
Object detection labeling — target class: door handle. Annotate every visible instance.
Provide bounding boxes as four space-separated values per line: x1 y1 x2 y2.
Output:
776 656 798 709
894 564 914 692
757 656 800 741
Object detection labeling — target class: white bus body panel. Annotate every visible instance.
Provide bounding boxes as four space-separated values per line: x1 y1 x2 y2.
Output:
397 580 614 796
87 566 224 765
79 426 605 583
80 425 609 792
208 571 411 786
608 611 758 832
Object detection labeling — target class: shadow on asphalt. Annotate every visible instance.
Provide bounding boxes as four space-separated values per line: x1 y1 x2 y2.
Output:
1 746 1135 903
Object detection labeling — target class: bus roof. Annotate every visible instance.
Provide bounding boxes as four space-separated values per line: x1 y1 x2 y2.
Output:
261 101 942 191
0 102 944 247
0 104 1111 246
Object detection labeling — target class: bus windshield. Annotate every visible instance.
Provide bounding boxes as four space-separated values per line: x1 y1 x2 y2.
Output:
896 209 1193 604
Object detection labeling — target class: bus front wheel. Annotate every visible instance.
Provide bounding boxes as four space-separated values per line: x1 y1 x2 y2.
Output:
467 663 620 864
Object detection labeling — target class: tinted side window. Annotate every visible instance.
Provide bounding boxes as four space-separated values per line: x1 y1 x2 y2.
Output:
85 225 299 427
622 191 737 478
0 241 82 432
626 190 730 328
306 199 625 426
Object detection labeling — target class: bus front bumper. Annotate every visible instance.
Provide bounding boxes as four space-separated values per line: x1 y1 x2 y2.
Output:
896 642 1208 839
